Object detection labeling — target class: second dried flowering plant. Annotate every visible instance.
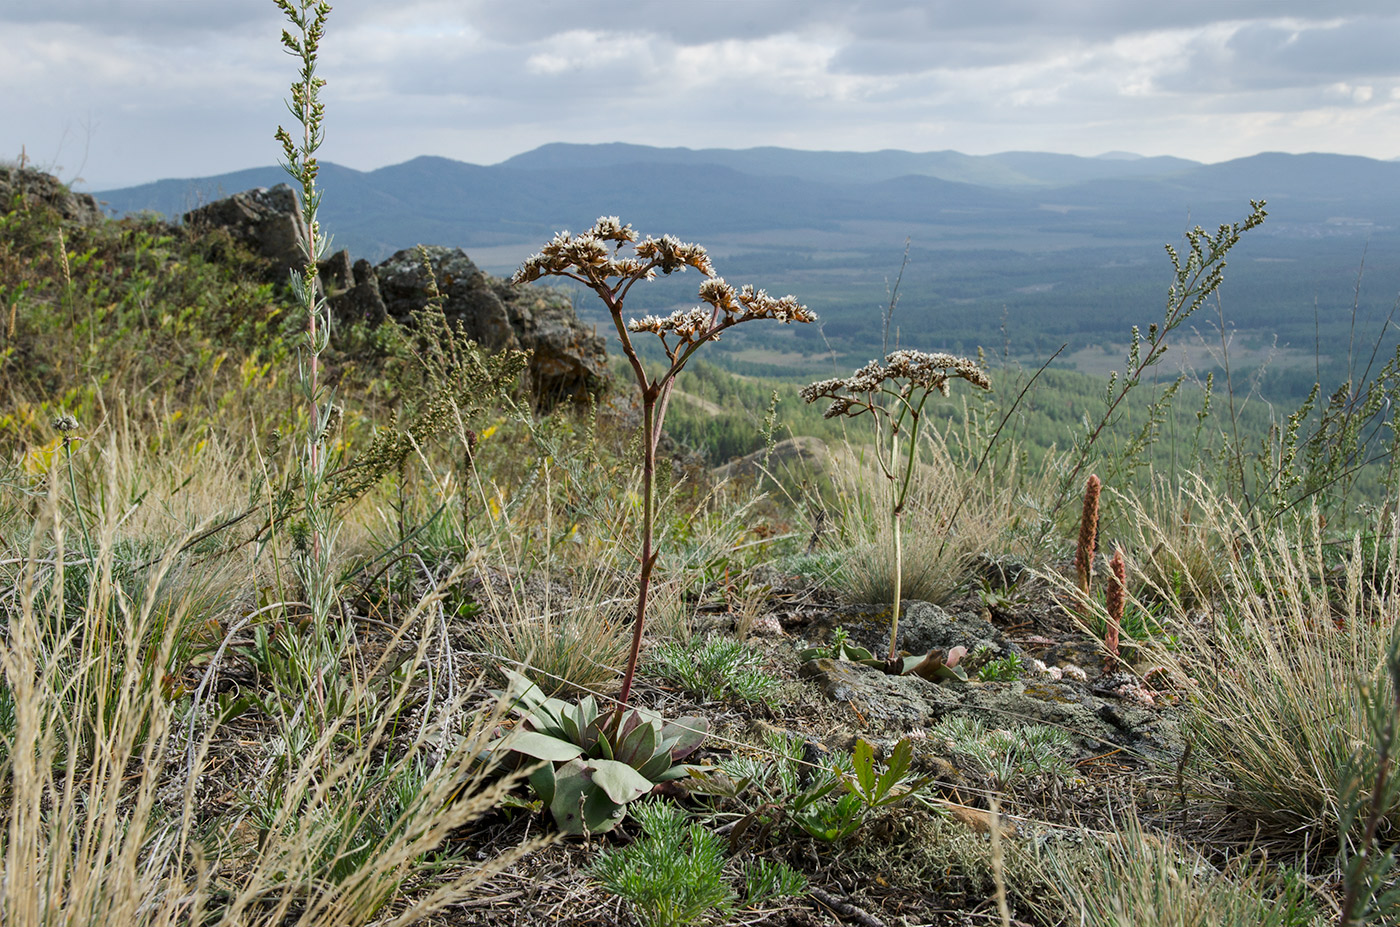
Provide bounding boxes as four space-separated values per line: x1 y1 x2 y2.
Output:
803 350 990 667
513 217 814 716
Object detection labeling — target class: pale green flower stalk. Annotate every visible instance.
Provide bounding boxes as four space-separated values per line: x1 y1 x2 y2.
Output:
514 217 814 715
803 350 990 665
52 414 92 562
274 0 338 622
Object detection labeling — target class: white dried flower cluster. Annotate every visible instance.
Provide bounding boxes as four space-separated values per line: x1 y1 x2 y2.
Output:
628 306 713 339
885 349 991 392
802 359 885 401
628 279 813 348
512 218 812 369
801 349 990 419
511 229 608 284
511 216 710 286
698 278 815 325
739 285 813 323
633 234 714 277
591 215 635 242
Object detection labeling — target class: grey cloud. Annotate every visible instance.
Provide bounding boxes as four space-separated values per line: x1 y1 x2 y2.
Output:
454 0 827 46
1159 16 1400 94
11 0 1400 190
829 36 1048 74
457 0 1398 48
1226 17 1400 83
9 0 1396 47
2 0 276 38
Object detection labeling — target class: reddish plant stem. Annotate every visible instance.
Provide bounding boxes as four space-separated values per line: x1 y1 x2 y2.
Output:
615 391 658 713
1074 474 1101 612
1105 547 1126 668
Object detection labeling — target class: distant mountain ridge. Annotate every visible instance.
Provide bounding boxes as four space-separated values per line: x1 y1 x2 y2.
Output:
95 144 1398 270
495 142 1201 187
93 143 1400 370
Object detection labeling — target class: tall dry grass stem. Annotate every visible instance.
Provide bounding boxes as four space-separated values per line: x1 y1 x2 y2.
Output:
1074 473 1100 608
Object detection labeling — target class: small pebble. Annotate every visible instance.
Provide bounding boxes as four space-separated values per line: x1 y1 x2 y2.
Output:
747 615 786 637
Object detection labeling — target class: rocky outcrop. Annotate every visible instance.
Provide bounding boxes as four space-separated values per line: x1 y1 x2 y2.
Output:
312 248 385 324
353 246 608 409
182 188 609 409
182 184 309 280
791 598 1185 761
374 247 517 348
0 165 103 224
711 435 828 482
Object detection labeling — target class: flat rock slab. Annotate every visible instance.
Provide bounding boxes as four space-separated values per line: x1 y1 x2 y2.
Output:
798 654 1184 762
804 601 1005 660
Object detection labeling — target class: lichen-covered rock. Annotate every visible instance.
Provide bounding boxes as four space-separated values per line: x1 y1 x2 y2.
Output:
797 652 1184 760
799 657 952 725
175 184 609 409
376 246 516 349
0 166 103 224
325 256 388 325
794 596 1184 761
489 275 608 408
182 184 307 279
807 601 1003 660
372 246 608 409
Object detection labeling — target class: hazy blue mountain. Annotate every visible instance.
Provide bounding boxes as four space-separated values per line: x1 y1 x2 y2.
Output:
499 142 1200 187
981 150 1198 185
96 144 1395 265
93 144 1400 377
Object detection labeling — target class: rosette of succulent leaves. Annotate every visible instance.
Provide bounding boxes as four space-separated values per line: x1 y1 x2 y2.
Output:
495 671 707 835
802 351 990 667
513 218 815 718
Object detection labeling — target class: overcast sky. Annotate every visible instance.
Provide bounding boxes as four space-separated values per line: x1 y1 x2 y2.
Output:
5 0 1399 190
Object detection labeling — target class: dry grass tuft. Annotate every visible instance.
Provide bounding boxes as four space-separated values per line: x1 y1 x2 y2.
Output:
469 561 633 697
1 491 544 927
1136 484 1400 839
1031 809 1323 926
831 429 1027 607
1119 476 1236 608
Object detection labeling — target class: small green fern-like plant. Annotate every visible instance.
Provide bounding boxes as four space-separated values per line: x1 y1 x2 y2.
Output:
647 636 780 703
591 801 736 927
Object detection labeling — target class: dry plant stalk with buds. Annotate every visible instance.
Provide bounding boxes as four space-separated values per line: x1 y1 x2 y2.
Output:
513 217 815 714
802 350 990 666
1105 547 1127 667
1075 474 1102 610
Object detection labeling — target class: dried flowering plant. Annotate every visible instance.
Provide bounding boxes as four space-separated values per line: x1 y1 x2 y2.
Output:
274 0 337 624
513 217 814 714
802 350 990 665
1104 547 1127 668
